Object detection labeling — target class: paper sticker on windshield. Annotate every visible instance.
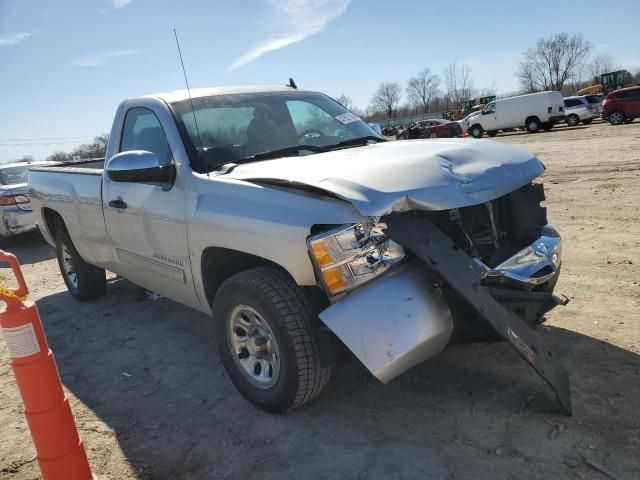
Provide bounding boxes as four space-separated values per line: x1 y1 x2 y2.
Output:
335 113 360 125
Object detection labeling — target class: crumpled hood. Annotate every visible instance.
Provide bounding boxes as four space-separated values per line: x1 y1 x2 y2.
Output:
225 139 544 216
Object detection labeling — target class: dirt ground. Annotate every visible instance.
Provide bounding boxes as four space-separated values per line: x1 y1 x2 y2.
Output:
1 121 639 480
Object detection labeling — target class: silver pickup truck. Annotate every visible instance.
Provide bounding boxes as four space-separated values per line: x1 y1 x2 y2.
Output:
29 85 571 414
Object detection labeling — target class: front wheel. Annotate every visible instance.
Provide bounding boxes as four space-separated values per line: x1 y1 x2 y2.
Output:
213 267 331 412
470 124 484 138
55 231 106 301
608 111 625 125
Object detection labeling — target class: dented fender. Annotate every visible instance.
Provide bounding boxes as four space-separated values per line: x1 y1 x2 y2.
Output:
319 261 453 383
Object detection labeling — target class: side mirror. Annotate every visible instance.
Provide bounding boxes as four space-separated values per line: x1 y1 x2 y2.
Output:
106 150 175 185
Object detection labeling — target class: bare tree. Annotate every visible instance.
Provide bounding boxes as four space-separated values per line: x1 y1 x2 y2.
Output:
335 94 353 111
406 68 441 114
371 82 402 118
587 53 616 79
443 61 473 109
517 32 592 92
46 134 110 163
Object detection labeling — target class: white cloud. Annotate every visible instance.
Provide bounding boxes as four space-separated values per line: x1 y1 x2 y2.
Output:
228 0 351 70
69 50 142 67
111 0 132 8
0 32 32 47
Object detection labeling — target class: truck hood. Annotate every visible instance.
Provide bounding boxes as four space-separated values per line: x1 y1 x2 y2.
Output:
225 139 544 216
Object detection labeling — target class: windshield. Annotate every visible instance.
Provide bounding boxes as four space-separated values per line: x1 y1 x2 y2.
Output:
0 166 28 186
171 91 381 172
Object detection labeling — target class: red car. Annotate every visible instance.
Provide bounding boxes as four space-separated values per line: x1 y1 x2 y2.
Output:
396 119 462 140
601 86 640 125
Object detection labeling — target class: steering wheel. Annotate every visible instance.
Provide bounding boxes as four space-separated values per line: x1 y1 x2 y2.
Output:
297 128 324 142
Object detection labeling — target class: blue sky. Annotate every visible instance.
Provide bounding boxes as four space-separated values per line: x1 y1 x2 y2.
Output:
1 0 639 162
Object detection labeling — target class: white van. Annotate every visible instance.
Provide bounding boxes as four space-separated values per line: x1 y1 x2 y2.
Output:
467 91 565 138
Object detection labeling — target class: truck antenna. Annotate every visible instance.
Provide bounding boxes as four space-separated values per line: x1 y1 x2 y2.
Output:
173 28 203 152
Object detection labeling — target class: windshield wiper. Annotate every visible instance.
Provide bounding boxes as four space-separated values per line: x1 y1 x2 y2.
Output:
235 144 327 165
324 135 386 151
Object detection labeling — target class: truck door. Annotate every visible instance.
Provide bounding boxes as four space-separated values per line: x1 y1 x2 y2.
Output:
103 106 199 308
480 102 498 130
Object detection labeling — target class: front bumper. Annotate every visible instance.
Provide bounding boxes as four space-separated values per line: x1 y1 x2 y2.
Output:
1 210 37 237
319 225 563 384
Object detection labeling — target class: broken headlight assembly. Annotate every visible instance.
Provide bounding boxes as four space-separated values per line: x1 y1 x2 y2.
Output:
308 223 405 296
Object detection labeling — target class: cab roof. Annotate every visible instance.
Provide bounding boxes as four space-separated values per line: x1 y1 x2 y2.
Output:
144 85 305 104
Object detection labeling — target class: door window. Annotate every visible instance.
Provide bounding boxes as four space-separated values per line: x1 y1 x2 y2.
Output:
483 102 496 114
120 108 172 166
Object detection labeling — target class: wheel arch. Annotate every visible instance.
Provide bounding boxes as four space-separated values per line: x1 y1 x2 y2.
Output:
201 247 302 309
42 207 68 241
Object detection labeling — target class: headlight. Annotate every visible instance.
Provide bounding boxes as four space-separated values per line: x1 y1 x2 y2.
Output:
308 222 405 296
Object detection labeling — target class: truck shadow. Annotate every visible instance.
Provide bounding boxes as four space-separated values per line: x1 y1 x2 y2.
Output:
34 281 640 480
0 231 54 265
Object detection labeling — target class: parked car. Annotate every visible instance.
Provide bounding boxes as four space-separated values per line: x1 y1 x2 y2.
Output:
563 96 597 126
397 119 462 139
468 91 565 138
29 85 570 414
0 161 52 243
601 86 640 125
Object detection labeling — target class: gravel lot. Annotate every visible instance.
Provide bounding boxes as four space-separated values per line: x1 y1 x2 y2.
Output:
1 121 639 480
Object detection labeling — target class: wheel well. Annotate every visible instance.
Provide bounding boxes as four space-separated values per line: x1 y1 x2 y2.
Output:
525 116 540 124
42 208 67 239
201 247 293 308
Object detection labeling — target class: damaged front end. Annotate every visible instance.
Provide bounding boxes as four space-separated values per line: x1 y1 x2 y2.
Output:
318 181 571 415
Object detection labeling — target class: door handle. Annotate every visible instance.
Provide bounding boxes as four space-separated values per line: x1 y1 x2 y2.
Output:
109 199 127 209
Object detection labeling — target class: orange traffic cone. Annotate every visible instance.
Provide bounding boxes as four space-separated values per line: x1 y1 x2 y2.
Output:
0 250 96 480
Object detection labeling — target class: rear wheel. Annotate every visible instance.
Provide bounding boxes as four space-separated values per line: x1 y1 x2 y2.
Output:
55 231 106 301
525 117 540 133
609 110 625 125
470 124 484 138
213 267 331 412
566 114 580 127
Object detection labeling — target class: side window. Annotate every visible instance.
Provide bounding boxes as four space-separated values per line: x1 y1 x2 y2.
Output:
484 102 496 114
120 108 172 166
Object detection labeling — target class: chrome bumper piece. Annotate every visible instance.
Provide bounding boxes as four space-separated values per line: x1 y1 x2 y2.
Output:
482 225 561 289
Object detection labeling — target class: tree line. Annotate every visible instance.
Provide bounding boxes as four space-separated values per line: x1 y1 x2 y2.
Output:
342 32 640 122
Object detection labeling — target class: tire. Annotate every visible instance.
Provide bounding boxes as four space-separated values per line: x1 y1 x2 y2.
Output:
470 124 483 138
608 110 625 125
566 114 580 127
582 118 594 125
213 267 331 412
525 117 540 133
55 231 106 301
429 132 438 138
487 130 498 137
